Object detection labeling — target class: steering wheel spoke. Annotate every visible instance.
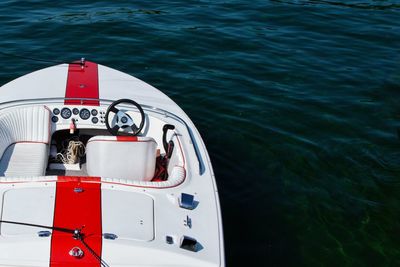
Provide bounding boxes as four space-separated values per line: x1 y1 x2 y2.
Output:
110 124 120 135
131 124 139 132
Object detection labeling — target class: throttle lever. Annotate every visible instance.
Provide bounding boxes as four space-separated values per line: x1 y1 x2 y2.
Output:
162 124 175 155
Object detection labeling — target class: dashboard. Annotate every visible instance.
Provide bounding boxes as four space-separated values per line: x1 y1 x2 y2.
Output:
50 106 106 127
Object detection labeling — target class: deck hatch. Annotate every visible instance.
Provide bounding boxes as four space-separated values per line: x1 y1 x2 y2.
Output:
1 187 55 236
101 190 154 241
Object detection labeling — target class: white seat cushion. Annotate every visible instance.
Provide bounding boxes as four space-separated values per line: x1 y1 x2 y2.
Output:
86 136 157 181
0 106 50 177
0 143 48 177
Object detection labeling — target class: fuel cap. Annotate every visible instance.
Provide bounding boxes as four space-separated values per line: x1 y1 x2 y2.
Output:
69 247 84 258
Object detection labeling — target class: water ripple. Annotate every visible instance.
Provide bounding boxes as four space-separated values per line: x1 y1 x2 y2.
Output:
41 8 166 24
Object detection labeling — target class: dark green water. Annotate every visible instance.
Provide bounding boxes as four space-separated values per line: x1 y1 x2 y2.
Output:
1 1 400 266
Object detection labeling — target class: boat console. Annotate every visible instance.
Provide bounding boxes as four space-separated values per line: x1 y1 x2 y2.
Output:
50 106 105 125
0 98 185 188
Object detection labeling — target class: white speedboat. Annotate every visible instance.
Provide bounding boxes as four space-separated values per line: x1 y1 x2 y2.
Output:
0 59 224 267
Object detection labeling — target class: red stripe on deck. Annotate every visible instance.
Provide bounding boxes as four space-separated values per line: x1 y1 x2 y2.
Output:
65 61 99 106
116 136 138 142
50 177 102 267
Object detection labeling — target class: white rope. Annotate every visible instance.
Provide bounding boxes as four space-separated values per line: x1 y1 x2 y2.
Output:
56 138 85 164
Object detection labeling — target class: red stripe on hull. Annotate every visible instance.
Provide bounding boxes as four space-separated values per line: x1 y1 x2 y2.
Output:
65 61 99 106
50 177 102 267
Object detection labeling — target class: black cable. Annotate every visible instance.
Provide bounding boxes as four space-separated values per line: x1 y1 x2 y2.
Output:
0 51 83 65
0 220 109 266
0 220 75 234
79 237 110 267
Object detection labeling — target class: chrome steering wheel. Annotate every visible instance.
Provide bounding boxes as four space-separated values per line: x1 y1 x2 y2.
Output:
105 99 145 136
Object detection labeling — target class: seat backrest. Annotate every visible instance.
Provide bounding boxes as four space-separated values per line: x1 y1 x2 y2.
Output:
86 136 157 181
0 105 50 158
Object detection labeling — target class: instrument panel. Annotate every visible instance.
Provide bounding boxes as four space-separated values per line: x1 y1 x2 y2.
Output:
50 106 105 126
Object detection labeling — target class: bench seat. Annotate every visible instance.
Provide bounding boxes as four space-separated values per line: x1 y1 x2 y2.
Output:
0 106 50 177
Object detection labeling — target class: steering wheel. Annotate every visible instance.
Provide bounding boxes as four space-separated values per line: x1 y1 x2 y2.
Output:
105 99 145 136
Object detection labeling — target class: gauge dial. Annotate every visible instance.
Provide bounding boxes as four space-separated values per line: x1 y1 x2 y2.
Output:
73 108 79 115
91 109 98 116
53 108 60 115
79 108 91 120
60 108 72 119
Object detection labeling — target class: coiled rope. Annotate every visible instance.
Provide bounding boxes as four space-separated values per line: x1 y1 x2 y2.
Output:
56 138 86 164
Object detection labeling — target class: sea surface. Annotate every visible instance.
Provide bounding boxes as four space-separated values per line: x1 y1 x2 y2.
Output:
1 0 400 266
